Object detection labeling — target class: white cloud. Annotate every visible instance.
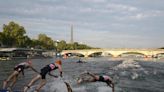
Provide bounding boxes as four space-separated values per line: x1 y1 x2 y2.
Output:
130 10 164 20
106 3 138 12
79 3 138 14
133 13 146 20
81 0 107 3
115 9 164 21
80 7 94 13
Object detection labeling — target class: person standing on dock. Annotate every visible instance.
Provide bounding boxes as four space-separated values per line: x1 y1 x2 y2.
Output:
2 59 39 90
23 59 63 92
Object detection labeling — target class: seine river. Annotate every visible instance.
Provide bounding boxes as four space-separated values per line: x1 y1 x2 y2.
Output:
0 57 164 92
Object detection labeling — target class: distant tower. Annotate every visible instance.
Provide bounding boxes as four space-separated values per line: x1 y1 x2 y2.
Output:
70 24 74 44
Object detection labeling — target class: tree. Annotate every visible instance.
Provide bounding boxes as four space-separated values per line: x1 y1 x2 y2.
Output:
38 34 55 50
16 35 32 48
73 42 78 50
66 43 73 50
77 43 92 49
2 24 14 47
31 39 42 49
0 32 2 47
0 32 2 41
0 21 94 50
57 40 67 52
2 21 27 47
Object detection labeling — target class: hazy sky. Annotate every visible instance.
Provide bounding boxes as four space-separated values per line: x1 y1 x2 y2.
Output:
0 0 164 48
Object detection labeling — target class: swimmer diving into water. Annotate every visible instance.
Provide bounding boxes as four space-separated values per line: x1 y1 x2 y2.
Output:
77 72 115 92
3 59 39 91
24 59 63 92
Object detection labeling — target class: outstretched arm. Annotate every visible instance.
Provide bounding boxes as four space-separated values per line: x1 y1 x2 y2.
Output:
87 72 97 80
30 66 39 74
58 65 63 77
22 69 24 76
106 80 114 92
112 83 115 92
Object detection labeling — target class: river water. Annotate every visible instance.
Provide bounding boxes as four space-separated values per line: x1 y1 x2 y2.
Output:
0 57 164 92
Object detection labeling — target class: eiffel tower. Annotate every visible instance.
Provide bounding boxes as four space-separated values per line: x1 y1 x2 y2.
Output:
70 24 74 44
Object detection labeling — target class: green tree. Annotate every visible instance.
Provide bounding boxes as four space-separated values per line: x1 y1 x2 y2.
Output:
0 32 2 41
16 36 31 47
0 32 2 47
77 43 92 49
2 21 27 47
38 34 54 50
2 24 14 47
65 43 73 50
73 42 78 50
31 39 42 49
0 21 95 50
57 40 67 52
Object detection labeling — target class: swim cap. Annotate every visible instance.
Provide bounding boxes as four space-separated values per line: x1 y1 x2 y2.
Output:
55 60 62 65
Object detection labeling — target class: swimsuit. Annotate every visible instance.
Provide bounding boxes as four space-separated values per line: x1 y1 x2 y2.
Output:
14 65 25 73
98 76 111 83
98 76 106 82
14 62 29 73
40 63 58 79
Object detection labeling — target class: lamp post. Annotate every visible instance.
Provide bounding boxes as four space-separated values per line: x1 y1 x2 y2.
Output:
55 40 60 57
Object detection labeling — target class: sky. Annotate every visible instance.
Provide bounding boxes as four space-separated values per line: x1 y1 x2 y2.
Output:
0 0 164 48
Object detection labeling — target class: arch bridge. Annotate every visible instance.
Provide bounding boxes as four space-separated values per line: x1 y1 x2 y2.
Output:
61 49 164 57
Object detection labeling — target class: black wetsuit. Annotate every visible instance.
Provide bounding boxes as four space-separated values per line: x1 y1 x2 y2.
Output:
98 76 112 85
14 65 25 73
98 76 106 82
14 62 30 74
40 63 58 79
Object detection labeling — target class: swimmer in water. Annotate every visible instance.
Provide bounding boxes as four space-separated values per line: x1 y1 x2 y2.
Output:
24 59 63 92
77 72 115 92
76 58 86 63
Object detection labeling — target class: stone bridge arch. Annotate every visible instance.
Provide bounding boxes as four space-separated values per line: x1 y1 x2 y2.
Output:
63 52 85 57
153 52 164 58
155 53 164 55
61 51 85 57
117 51 145 57
61 49 164 58
87 51 103 57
